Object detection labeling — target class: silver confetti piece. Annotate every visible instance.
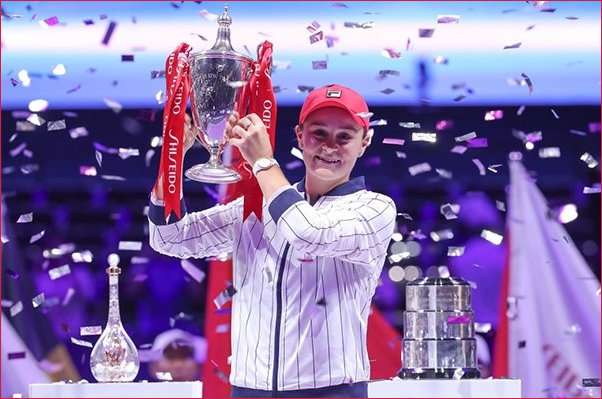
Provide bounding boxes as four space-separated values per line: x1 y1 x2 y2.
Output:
472 159 486 175
399 122 421 128
408 162 432 176
118 241 142 251
583 186 601 194
16 213 33 223
32 293 45 308
155 371 173 381
16 121 36 131
369 119 387 127
412 132 436 142
312 60 327 70
70 337 93 348
496 201 506 212
48 264 71 280
118 148 140 160
47 120 66 131
80 326 102 336
100 174 126 181
440 203 459 220
10 301 23 317
580 152 598 168
69 127 89 139
27 114 46 126
481 229 503 245
448 246 465 257
435 168 453 179
309 31 323 44
29 230 45 244
431 229 454 242
62 287 76 306
538 147 561 158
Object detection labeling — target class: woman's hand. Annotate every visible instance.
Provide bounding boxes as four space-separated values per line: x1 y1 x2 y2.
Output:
225 112 273 166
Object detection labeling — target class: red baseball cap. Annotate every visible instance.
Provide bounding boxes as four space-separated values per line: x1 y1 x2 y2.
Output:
299 84 371 131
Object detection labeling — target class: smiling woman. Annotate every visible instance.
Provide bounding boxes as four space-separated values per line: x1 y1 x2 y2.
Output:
1 1 600 109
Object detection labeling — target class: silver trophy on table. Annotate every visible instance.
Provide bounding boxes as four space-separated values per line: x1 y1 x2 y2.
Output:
400 276 480 379
185 5 254 184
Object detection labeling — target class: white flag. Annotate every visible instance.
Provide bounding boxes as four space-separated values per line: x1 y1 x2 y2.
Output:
499 160 601 397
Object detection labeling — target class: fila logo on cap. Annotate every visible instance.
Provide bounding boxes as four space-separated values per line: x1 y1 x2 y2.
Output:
326 89 341 98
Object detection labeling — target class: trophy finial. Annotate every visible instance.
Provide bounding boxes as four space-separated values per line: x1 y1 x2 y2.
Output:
210 3 234 52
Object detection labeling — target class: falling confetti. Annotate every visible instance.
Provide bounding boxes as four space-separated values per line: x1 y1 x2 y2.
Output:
118 241 142 251
408 162 431 176
101 21 117 45
481 229 503 245
437 15 460 24
521 72 534 94
70 337 93 348
181 259 206 283
80 326 102 336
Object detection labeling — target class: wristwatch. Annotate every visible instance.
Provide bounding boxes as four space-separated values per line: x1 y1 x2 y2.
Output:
253 157 279 177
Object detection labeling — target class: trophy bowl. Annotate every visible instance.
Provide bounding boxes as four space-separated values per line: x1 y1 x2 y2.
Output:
184 6 254 184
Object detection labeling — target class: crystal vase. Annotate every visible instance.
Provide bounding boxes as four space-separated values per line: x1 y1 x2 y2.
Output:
90 254 139 382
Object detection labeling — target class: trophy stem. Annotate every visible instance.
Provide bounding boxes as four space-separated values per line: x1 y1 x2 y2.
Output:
184 144 242 184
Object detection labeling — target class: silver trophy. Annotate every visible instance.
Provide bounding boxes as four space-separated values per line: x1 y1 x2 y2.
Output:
399 276 480 379
185 5 254 184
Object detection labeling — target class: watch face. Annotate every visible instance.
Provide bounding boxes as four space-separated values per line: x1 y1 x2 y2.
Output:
259 158 271 168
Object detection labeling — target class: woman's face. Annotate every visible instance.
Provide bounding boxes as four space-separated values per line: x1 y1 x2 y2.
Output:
296 107 369 187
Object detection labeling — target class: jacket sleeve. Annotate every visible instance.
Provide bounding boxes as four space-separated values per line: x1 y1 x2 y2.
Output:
267 187 396 271
148 196 242 259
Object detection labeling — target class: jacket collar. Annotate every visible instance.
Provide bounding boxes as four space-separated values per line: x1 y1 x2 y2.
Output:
295 176 366 198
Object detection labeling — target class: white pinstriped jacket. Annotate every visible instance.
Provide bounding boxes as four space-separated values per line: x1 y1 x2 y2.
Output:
148 176 396 391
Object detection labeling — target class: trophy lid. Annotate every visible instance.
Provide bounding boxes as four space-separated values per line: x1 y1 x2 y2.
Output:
106 253 121 276
407 276 469 287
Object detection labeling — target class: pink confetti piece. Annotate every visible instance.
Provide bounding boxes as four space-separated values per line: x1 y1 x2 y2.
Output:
466 138 488 148
43 16 59 26
450 145 467 154
588 122 601 132
382 138 405 146
435 119 454 130
80 166 97 176
101 21 117 45
484 110 504 121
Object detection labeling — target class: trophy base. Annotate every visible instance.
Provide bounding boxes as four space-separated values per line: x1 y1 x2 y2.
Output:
399 367 480 380
185 164 241 184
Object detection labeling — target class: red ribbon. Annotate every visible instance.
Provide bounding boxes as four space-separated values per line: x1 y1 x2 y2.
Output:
225 41 277 221
153 43 191 220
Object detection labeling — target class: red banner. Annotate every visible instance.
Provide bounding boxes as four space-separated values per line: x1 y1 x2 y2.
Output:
153 42 191 220
226 40 277 221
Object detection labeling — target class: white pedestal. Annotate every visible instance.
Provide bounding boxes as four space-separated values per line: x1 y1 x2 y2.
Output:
367 378 521 398
29 381 203 398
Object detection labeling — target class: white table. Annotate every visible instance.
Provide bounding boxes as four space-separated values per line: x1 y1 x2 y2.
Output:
29 381 203 398
367 378 521 398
